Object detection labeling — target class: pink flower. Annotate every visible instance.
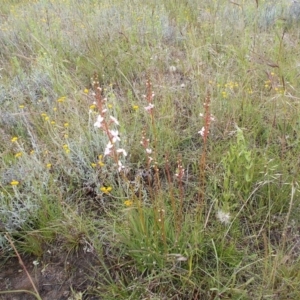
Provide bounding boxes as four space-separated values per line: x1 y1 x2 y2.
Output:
145 103 155 112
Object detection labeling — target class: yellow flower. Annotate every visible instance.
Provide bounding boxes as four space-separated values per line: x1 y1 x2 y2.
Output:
84 88 89 94
221 91 227 98
19 105 25 109
50 121 55 125
30 150 35 155
46 163 52 168
91 163 97 168
10 180 19 186
132 105 139 111
97 155 105 167
64 122 69 127
63 144 70 154
57 96 66 103
100 186 112 194
124 200 133 207
89 104 96 110
108 104 113 109
11 137 18 143
53 107 57 112
15 152 22 158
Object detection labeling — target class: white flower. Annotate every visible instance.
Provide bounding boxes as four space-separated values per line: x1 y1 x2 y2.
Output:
169 65 177 72
198 127 205 137
118 160 124 172
146 148 152 154
145 103 154 112
94 115 104 128
175 168 184 178
109 129 120 143
110 116 119 125
117 148 127 157
33 260 39 266
104 142 113 156
216 210 231 225
176 256 188 261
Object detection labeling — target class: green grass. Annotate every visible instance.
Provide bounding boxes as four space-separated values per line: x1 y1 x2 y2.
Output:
1 0 300 298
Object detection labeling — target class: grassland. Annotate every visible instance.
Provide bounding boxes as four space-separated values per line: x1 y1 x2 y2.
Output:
1 0 300 299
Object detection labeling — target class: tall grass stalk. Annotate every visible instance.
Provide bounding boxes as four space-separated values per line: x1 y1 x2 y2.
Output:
198 92 212 210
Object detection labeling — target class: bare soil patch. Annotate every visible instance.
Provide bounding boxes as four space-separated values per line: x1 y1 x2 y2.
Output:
0 246 101 300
